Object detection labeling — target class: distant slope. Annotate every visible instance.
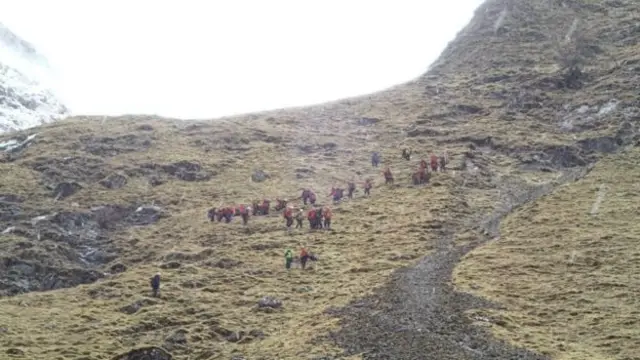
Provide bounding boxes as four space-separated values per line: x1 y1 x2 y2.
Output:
0 0 638 359
0 22 68 133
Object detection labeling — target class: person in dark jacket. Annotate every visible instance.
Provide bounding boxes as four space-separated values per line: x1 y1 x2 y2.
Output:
371 152 380 167
295 209 304 228
150 272 161 297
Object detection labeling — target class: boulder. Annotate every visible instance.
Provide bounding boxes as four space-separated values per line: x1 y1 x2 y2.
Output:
251 169 270 182
256 296 282 312
99 173 128 189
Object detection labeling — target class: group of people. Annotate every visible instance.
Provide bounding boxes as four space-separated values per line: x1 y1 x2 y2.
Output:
206 149 447 228
150 147 452 296
283 205 333 231
284 246 318 270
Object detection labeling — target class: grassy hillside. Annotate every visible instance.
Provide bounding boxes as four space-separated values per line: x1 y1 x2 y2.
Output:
0 111 464 360
454 148 640 360
0 0 638 359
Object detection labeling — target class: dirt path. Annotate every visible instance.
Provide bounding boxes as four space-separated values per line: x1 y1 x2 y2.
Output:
322 166 593 360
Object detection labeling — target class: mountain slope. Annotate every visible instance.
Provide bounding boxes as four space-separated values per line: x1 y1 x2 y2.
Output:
454 148 640 360
0 23 69 133
0 0 638 359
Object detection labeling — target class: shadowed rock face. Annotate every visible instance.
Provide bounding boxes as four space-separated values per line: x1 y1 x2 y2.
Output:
0 201 168 296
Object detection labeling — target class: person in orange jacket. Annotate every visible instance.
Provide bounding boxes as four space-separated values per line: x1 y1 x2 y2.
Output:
430 154 438 172
323 206 332 229
300 246 310 269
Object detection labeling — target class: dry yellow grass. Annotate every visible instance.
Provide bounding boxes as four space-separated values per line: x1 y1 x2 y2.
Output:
0 106 463 359
454 147 640 360
1 0 639 359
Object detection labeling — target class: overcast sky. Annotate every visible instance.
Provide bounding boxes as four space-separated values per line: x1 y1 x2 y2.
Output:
1 0 483 119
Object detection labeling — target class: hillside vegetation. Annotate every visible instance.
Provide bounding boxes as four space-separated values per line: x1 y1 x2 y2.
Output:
454 148 640 360
0 0 638 359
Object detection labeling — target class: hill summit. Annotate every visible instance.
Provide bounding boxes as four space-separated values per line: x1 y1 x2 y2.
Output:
0 0 639 359
0 22 69 133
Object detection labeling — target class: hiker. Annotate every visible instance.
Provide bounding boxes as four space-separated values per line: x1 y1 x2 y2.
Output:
275 198 288 211
439 153 447 171
364 179 372 196
323 206 332 229
308 208 317 229
252 199 270 215
347 181 356 199
420 159 428 170
295 208 304 228
284 248 294 269
302 189 316 205
330 187 344 204
383 167 394 184
300 246 310 269
430 154 438 172
150 272 161 297
239 205 250 225
284 206 294 231
207 208 217 222
402 148 412 160
218 207 233 223
371 152 380 167
315 207 324 229
412 166 429 185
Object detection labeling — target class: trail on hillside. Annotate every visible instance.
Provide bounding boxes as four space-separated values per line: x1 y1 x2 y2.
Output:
323 164 595 360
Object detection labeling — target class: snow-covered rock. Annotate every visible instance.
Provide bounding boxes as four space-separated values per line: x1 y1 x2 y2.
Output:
0 23 69 134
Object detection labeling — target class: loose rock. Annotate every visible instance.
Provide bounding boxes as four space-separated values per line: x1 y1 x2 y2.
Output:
251 169 270 182
52 182 82 199
99 173 128 189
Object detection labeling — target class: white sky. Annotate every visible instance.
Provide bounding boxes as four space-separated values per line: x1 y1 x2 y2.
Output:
1 0 483 119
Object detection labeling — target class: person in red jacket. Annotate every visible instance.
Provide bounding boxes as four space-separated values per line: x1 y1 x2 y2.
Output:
307 208 317 229
283 206 294 231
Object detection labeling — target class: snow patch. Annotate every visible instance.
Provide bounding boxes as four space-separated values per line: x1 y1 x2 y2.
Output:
0 23 69 134
597 100 618 116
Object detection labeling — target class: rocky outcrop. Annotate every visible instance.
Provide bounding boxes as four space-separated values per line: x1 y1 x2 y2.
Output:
0 201 168 296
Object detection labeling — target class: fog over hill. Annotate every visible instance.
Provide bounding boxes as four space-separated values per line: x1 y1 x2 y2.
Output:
0 22 68 134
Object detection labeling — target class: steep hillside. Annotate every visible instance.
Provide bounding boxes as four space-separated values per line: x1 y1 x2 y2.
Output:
454 148 640 360
0 0 638 359
0 23 69 133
